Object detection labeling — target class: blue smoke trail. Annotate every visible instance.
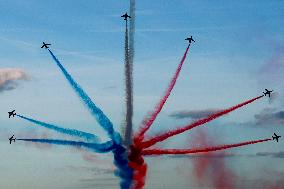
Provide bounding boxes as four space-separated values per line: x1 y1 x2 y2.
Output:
47 49 121 144
18 138 133 188
17 138 114 153
47 49 132 188
17 114 99 142
112 144 133 189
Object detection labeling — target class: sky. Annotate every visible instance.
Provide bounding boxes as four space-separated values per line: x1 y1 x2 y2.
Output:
0 1 283 189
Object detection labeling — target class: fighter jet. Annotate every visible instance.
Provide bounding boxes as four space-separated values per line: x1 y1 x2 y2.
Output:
121 12 131 21
8 110 16 118
185 36 195 44
272 133 281 142
263 89 273 97
41 42 51 49
9 135 16 144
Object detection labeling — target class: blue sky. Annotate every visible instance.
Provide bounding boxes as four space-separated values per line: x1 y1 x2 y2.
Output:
0 1 283 189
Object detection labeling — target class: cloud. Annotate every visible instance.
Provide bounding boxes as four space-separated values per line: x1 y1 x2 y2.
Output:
259 45 284 80
170 152 284 159
258 45 284 105
224 107 284 128
256 151 284 158
268 92 279 104
169 109 221 119
254 108 284 125
167 153 238 159
239 170 284 189
0 68 29 92
66 165 116 188
238 178 284 189
102 85 116 90
66 165 114 175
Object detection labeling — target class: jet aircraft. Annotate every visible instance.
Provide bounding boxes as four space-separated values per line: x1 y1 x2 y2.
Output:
263 89 273 97
8 110 16 118
9 135 16 144
121 12 131 21
272 133 281 142
185 36 195 44
41 42 51 49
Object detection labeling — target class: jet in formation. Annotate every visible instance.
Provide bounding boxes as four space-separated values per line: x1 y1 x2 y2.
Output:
8 110 16 118
41 42 51 49
121 12 131 21
272 133 281 142
263 89 273 97
185 36 195 44
9 135 16 144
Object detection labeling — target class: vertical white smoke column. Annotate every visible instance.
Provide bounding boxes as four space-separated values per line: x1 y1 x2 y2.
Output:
124 0 135 148
124 18 132 148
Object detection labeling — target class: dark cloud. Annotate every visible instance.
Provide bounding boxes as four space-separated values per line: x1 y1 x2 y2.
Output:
167 153 238 159
254 108 284 125
169 109 222 120
0 68 29 92
238 178 284 189
102 85 116 90
66 165 114 175
168 151 284 159
223 107 284 128
64 165 116 188
256 151 284 158
80 177 117 182
239 170 284 189
79 181 117 189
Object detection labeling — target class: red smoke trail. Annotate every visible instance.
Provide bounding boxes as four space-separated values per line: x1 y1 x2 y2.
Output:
128 161 147 189
141 138 271 155
134 44 190 143
140 95 264 148
128 145 147 189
